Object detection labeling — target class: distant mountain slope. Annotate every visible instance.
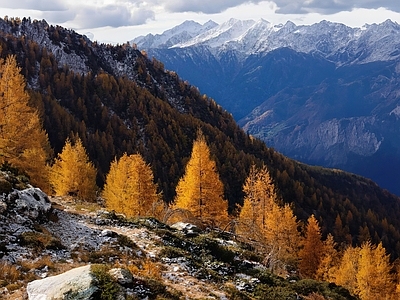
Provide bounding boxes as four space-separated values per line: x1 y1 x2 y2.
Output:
240 52 400 192
2 17 400 258
132 18 400 196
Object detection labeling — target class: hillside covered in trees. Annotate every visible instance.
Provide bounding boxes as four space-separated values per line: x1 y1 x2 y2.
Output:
1 16 400 268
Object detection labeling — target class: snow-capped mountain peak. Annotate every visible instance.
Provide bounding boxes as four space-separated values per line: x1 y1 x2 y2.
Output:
132 20 218 49
133 18 400 65
172 18 256 48
202 19 219 31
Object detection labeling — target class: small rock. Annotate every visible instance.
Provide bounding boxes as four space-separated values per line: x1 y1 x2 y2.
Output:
101 229 117 237
95 217 109 225
109 268 133 286
171 222 201 237
0 287 8 295
0 200 6 214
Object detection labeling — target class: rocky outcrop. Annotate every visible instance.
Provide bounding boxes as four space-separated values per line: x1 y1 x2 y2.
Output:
0 186 55 263
27 265 97 300
0 18 89 76
258 117 384 166
4 188 51 221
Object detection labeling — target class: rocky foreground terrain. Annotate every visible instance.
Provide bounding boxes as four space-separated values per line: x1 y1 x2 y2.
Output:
0 171 354 299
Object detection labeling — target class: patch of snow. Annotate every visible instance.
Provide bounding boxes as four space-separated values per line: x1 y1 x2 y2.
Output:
390 105 400 118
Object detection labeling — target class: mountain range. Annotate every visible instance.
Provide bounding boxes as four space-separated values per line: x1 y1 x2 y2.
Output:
133 18 400 196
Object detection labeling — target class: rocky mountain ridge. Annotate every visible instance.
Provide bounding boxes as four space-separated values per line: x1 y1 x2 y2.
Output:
0 17 193 115
133 18 400 65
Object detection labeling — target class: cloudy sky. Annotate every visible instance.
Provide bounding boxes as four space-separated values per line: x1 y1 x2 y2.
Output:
1 0 400 44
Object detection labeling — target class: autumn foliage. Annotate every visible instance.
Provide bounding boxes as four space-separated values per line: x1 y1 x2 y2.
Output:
0 54 51 191
299 215 325 279
237 165 276 239
235 164 399 299
237 164 302 271
264 202 301 267
173 131 229 227
102 153 161 218
50 137 97 201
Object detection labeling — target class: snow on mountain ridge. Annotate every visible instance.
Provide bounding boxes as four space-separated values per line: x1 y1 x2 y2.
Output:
133 18 400 64
173 18 256 48
132 20 218 49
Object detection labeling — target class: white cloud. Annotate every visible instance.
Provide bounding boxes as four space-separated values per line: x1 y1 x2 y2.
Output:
273 0 400 14
72 4 155 28
42 10 77 24
162 0 265 14
0 1 156 29
128 0 400 15
3 0 400 20
0 0 67 11
3 0 400 29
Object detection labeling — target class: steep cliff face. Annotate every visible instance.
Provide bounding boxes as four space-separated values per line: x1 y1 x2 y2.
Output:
260 117 383 165
238 55 400 194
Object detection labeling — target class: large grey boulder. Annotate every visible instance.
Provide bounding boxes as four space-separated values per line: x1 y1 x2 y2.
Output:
27 265 97 300
6 188 51 220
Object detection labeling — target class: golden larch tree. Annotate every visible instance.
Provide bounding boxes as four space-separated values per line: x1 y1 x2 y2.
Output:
356 242 394 300
50 137 97 201
237 164 277 239
0 54 51 191
236 196 264 241
102 153 160 218
237 164 301 271
299 214 324 279
315 234 339 282
103 155 130 214
264 202 302 267
173 130 228 227
395 273 400 299
333 246 360 295
236 166 263 240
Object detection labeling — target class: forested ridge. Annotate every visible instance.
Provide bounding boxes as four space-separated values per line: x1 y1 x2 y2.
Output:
1 16 400 262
